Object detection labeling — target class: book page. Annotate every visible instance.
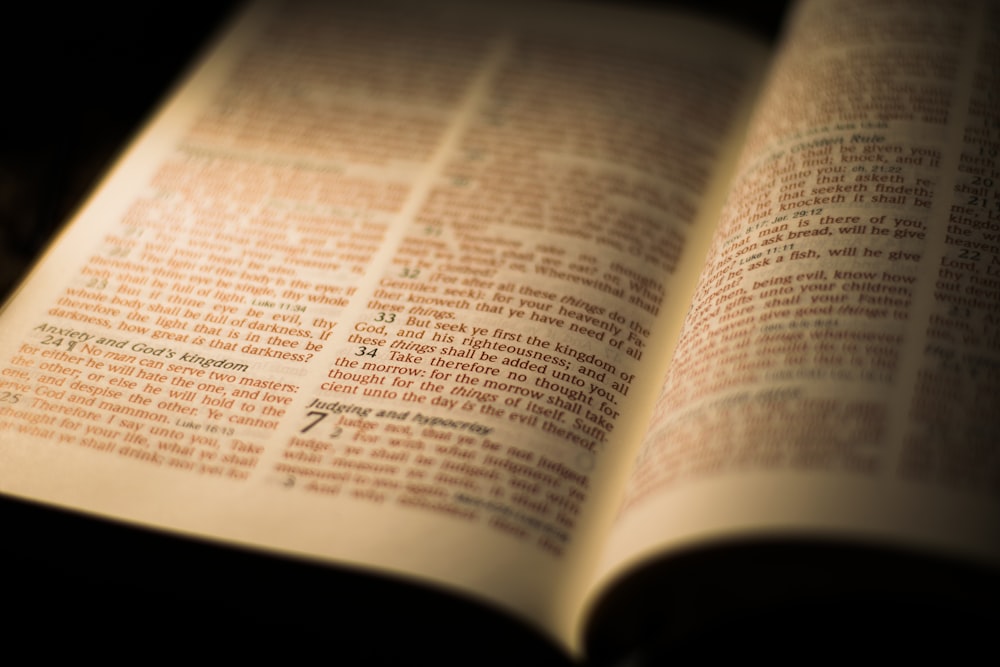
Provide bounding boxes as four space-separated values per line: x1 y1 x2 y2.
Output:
592 0 1000 609
0 0 768 650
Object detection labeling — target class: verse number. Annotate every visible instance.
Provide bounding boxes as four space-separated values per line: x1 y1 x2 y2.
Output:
355 346 378 357
299 410 344 437
0 392 21 404
40 335 78 351
373 312 396 323
967 195 999 212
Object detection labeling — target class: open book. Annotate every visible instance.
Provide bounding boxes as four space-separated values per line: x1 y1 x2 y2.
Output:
2 0 998 661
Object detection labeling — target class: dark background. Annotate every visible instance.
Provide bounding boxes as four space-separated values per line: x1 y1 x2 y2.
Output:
5 1 995 664
1 1 240 297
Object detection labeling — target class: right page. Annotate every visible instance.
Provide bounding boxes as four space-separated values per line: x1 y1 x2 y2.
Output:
591 0 1000 600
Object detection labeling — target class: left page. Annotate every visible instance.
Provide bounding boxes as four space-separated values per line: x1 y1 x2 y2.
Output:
0 0 769 652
